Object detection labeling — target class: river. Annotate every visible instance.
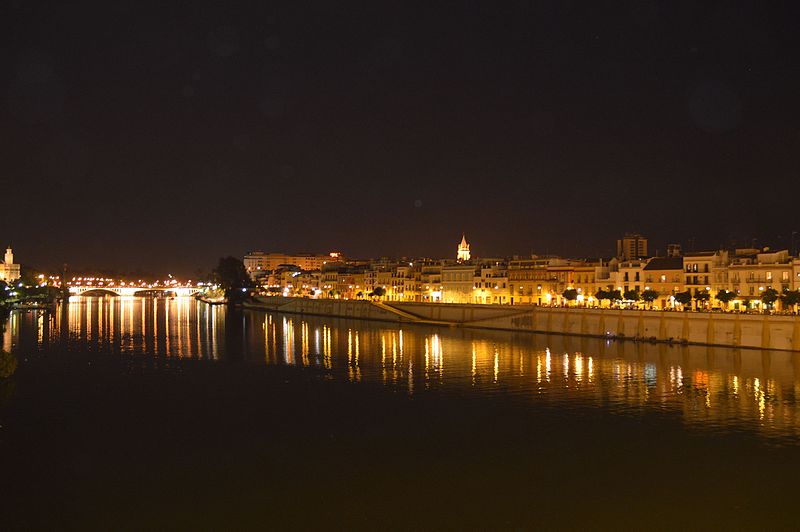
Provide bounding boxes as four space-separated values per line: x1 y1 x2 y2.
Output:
2 296 800 529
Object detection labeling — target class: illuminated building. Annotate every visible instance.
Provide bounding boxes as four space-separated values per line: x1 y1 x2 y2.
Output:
508 258 560 305
457 234 471 262
419 263 443 302
726 249 794 309
570 262 597 304
617 233 648 260
618 260 646 295
442 263 476 304
0 246 20 282
473 262 510 304
246 238 800 309
243 251 338 280
683 250 729 308
642 257 684 308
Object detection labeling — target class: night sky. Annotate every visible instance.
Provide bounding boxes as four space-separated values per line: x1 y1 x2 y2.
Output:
3 1 800 275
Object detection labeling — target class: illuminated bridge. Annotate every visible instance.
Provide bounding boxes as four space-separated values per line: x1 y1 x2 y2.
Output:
68 285 202 297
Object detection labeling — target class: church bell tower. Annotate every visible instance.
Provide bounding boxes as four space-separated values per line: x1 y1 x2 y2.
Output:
457 234 471 262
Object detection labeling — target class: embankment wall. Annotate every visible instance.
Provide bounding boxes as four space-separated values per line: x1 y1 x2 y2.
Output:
245 297 800 352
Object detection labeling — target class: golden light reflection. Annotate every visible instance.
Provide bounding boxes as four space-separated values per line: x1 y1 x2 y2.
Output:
398 329 404 360
424 336 429 384
37 313 44 345
408 351 414 395
536 356 542 385
346 329 360 382
268 316 270 363
545 348 551 382
9 298 800 443
323 325 331 369
472 346 477 386
283 318 294 364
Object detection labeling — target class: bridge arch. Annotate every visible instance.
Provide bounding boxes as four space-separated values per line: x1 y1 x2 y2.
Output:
72 287 122 296
68 286 201 297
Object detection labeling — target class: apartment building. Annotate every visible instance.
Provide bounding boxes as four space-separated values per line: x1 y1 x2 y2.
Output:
473 262 510 304
244 251 335 279
508 258 553 305
642 257 684 308
727 249 793 307
442 263 477 304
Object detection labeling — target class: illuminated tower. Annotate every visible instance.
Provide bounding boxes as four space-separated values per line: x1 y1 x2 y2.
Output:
0 246 20 282
457 234 471 262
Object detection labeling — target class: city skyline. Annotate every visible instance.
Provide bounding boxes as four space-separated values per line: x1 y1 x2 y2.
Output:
5 4 800 527
5 226 800 278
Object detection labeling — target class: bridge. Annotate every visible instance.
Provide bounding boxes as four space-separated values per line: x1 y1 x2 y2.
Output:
68 285 201 297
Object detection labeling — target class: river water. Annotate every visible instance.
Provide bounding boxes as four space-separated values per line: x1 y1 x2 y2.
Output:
2 297 800 529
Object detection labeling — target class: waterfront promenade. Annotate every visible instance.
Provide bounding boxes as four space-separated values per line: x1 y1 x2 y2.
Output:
246 296 800 352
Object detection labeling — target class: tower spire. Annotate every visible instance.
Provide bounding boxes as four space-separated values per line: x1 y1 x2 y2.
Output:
457 233 471 262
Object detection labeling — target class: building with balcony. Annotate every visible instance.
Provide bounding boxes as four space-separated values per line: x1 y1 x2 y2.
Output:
508 258 554 305
727 249 793 308
642 257 684 308
683 250 729 304
473 262 510 304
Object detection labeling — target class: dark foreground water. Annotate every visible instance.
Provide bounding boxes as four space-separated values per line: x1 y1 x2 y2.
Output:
2 297 800 530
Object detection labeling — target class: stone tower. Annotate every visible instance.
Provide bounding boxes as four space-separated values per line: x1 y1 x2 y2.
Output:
457 234 471 262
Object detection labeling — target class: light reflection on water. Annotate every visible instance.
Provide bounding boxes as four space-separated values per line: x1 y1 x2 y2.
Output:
5 296 800 445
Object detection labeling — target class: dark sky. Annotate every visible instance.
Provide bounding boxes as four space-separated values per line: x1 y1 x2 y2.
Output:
3 1 800 275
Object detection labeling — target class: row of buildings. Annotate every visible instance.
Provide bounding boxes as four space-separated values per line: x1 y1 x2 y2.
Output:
243 234 800 310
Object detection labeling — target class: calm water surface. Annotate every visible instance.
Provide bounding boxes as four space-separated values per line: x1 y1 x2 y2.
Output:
2 296 800 529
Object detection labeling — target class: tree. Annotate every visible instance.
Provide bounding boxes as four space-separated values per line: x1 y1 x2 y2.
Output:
356 291 364 299
562 288 578 304
674 290 693 308
715 289 736 310
608 290 623 303
18 265 41 288
371 286 386 299
594 289 607 300
780 289 800 312
641 289 659 306
761 288 779 309
694 289 711 302
623 289 640 302
212 256 253 301
594 289 610 306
